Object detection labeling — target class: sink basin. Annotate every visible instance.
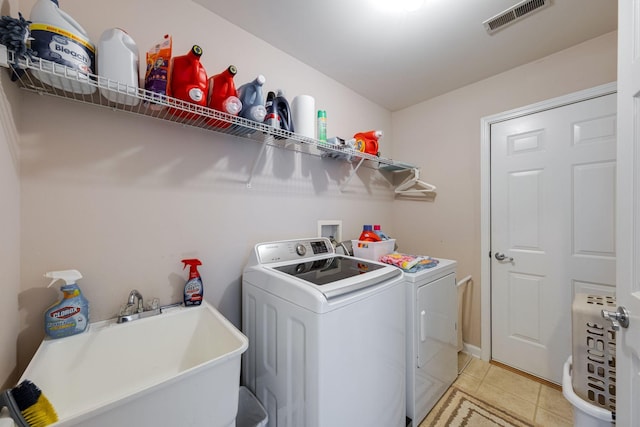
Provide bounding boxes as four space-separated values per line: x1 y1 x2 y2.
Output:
19 301 248 427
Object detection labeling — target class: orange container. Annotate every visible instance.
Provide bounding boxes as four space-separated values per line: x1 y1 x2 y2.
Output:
354 130 382 156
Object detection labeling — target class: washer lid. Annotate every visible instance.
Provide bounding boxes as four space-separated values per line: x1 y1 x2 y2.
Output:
272 255 401 300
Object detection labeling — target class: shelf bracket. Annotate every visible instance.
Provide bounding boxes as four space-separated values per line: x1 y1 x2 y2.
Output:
246 136 271 188
339 157 366 192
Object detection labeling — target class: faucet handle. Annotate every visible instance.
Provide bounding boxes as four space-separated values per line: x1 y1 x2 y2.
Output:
147 298 159 311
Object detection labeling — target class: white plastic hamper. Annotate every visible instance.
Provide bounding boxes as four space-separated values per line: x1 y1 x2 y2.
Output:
566 293 616 425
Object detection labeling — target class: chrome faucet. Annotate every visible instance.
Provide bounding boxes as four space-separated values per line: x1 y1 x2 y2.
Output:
117 290 159 323
127 289 144 313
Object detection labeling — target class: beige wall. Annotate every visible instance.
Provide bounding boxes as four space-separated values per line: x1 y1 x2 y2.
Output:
13 0 395 373
390 31 617 349
0 0 618 381
0 0 22 388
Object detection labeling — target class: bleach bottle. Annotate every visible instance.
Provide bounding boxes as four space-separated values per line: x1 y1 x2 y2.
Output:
182 259 203 306
44 269 90 339
167 45 208 120
98 28 139 106
207 65 242 128
29 0 96 94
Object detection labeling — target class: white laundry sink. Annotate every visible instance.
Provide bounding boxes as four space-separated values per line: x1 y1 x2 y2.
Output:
19 301 248 427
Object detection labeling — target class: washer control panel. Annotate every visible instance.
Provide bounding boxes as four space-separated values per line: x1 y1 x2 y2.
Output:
256 238 333 264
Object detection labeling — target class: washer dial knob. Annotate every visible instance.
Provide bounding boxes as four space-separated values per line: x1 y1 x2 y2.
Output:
295 243 307 256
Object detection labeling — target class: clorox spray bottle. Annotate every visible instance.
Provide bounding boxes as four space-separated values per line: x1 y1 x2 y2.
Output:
44 269 90 339
182 259 203 306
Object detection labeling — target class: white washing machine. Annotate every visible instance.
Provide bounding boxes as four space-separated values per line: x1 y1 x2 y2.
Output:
404 259 458 426
242 237 406 427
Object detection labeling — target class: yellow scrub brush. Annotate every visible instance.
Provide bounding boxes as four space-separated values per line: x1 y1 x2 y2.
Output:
0 380 58 427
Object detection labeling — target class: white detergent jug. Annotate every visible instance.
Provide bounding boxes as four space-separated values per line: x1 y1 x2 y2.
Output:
98 28 140 106
29 0 96 94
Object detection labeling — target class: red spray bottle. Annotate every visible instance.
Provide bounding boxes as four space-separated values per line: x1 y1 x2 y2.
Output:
207 65 242 128
167 45 208 120
182 258 203 306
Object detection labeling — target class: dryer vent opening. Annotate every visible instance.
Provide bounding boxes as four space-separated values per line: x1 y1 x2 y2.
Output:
483 0 552 34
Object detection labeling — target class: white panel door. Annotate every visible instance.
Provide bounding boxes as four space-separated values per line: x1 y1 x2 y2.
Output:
613 1 640 424
491 94 616 384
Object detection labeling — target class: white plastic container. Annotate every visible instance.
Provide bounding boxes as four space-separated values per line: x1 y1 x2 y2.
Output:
29 0 96 94
236 386 268 427
351 239 396 261
20 301 248 426
98 28 140 106
562 357 614 427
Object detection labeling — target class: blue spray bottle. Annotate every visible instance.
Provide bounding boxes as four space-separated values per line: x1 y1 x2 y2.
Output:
44 269 90 339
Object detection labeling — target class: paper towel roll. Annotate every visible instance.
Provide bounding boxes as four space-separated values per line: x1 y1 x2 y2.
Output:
292 95 315 139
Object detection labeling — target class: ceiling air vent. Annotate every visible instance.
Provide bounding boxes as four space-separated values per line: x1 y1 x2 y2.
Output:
483 0 551 34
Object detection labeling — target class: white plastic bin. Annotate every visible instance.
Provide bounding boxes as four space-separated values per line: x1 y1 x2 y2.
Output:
562 357 614 427
237 386 268 427
351 239 395 261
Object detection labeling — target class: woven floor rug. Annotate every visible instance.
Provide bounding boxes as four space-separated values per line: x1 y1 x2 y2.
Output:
419 387 535 427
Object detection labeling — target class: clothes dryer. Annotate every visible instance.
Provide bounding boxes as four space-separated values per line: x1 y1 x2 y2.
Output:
404 259 458 425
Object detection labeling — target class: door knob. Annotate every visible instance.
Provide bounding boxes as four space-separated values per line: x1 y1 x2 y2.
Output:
601 306 630 330
494 252 513 262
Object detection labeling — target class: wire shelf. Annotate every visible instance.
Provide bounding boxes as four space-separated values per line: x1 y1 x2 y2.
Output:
3 47 416 173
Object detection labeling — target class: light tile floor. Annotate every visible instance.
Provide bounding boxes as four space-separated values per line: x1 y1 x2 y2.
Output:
453 353 573 426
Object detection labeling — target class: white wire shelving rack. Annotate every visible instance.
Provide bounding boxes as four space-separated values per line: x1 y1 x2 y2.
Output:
0 45 417 190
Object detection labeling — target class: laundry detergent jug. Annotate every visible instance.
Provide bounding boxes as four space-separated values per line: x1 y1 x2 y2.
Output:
98 28 139 106
207 65 242 128
354 130 382 156
238 74 267 123
167 45 208 120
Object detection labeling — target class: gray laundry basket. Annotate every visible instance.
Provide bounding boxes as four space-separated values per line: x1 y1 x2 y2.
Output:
571 293 616 413
236 386 268 427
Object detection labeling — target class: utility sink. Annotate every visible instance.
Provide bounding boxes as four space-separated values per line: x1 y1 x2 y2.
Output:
19 301 248 427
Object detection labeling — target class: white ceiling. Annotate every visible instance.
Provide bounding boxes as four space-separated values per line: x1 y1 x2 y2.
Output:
195 0 617 111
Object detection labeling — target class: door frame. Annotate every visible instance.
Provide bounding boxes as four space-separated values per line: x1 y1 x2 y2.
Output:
479 82 617 362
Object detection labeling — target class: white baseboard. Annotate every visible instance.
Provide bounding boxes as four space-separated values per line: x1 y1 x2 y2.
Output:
461 343 482 359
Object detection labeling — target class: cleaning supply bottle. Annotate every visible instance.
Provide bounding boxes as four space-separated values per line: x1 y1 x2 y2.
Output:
359 225 382 242
354 130 383 156
144 34 172 109
373 224 390 240
264 91 280 130
182 259 203 306
207 65 242 128
43 269 89 339
237 74 267 123
29 0 96 94
98 28 139 106
274 89 294 134
317 110 327 142
167 45 208 120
